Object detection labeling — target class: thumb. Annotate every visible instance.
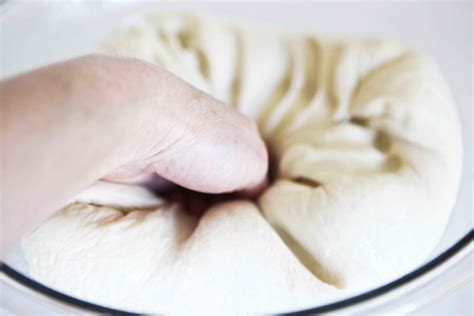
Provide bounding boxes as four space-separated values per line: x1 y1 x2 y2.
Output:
151 91 269 194
96 55 268 194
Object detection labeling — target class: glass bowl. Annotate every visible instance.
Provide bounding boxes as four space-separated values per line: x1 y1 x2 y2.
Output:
1 1 472 314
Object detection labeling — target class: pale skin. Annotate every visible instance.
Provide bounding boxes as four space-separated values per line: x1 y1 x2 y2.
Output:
0 55 268 257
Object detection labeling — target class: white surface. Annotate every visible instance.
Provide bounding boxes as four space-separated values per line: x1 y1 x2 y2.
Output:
1 280 67 316
414 280 473 315
1 0 472 314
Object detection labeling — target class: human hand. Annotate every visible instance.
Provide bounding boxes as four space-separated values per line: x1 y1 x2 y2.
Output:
1 55 268 255
85 55 267 192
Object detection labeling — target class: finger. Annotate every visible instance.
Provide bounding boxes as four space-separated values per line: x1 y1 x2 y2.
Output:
76 55 268 195
148 91 269 194
237 176 269 199
104 168 176 192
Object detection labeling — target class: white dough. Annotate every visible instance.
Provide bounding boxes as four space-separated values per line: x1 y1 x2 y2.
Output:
22 12 462 313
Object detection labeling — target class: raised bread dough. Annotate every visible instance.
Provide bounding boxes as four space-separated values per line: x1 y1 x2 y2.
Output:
25 182 338 313
22 12 462 313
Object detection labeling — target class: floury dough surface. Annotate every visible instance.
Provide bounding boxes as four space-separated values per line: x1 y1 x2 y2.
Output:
22 12 462 313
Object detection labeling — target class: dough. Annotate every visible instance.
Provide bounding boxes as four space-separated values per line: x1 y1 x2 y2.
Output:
24 182 339 313
22 12 462 313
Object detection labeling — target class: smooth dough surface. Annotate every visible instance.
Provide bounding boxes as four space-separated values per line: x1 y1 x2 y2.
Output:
22 12 462 313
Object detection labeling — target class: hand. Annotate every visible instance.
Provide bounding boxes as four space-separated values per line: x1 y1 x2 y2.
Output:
1 55 268 256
